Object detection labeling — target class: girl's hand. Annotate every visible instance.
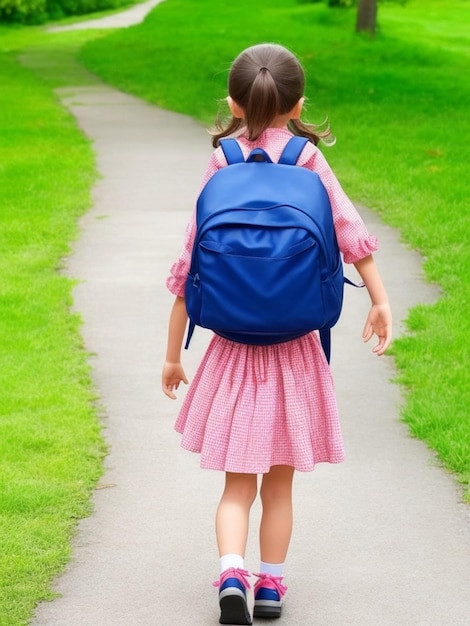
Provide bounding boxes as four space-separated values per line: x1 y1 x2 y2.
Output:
362 303 392 356
162 361 189 399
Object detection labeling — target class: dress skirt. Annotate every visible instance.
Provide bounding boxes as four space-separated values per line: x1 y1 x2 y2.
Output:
175 331 345 474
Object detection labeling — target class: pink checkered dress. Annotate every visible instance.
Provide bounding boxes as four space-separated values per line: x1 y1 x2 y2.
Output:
167 128 378 474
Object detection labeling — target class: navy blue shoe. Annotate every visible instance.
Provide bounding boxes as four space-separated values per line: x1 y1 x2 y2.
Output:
213 567 252 625
253 573 287 619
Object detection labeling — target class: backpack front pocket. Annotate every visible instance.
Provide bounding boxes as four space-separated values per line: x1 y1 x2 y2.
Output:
197 237 326 335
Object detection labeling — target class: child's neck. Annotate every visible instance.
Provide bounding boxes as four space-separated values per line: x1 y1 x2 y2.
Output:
270 113 291 129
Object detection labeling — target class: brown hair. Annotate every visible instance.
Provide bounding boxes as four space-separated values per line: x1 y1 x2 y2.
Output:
211 43 334 148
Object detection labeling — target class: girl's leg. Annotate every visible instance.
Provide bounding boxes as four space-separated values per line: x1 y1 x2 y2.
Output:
253 466 294 619
259 465 295 563
215 473 258 625
216 472 258 558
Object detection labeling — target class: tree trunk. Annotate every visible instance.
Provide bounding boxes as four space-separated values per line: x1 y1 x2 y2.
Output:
356 0 377 34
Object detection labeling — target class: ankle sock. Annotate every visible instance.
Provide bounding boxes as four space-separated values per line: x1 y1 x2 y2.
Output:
220 553 244 574
259 561 284 577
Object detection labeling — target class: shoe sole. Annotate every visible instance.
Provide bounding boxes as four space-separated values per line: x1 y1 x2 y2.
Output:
253 602 282 619
219 594 252 625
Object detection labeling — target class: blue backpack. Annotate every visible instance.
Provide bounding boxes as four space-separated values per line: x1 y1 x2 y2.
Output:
185 136 350 361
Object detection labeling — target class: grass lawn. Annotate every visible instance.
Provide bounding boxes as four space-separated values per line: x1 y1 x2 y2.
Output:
0 26 107 626
79 0 469 496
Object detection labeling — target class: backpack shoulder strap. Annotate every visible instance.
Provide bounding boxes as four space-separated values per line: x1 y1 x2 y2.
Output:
219 138 245 164
278 136 309 165
319 329 331 364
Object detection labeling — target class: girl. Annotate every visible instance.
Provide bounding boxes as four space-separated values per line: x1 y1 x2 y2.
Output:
162 43 392 625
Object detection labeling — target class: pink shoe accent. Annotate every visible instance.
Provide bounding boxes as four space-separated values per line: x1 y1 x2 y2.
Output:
253 573 288 598
213 567 252 589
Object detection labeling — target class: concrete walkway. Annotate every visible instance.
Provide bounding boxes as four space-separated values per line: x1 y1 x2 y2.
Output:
31 5 469 625
47 0 163 31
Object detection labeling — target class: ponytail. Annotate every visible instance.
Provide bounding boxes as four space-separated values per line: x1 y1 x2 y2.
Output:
244 68 279 141
211 66 281 147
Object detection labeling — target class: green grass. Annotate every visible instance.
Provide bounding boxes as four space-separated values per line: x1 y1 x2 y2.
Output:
79 0 469 496
0 26 107 625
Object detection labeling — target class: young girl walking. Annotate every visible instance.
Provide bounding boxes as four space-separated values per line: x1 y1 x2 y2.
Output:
162 43 392 625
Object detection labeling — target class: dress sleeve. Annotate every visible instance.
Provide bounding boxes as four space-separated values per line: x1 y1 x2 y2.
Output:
166 148 227 297
298 145 379 264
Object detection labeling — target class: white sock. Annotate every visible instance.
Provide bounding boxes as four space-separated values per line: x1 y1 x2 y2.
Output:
220 553 244 573
260 561 284 577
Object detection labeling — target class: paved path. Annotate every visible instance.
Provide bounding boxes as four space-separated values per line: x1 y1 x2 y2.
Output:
30 5 469 625
47 0 163 31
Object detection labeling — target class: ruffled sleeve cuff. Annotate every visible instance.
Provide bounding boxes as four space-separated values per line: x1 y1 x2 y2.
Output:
165 213 196 297
342 234 379 264
166 258 188 297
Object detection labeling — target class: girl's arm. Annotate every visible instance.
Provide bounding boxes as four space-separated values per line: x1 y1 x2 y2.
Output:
162 150 226 399
353 255 392 356
162 296 189 399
